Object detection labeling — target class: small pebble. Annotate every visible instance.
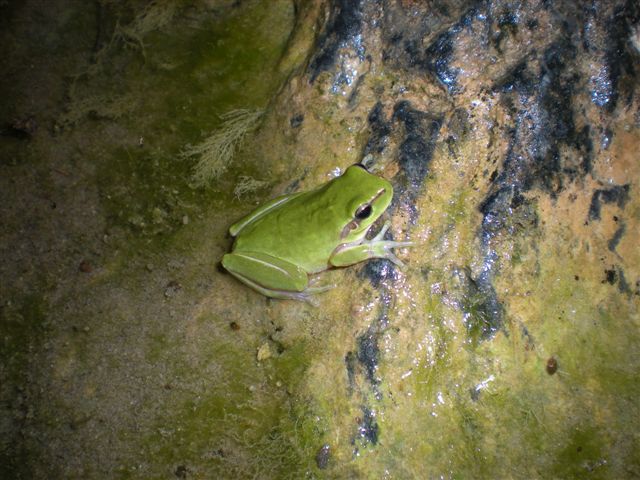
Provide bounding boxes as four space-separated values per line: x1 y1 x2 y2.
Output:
546 357 558 375
315 444 331 469
257 343 271 361
164 280 181 298
79 260 93 273
174 465 187 479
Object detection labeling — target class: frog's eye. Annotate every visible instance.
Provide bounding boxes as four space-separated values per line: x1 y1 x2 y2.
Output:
355 204 373 220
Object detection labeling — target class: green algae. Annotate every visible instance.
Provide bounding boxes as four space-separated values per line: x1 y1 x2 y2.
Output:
381 250 640 478
0 293 48 477
83 1 294 246
0 294 48 369
45 0 296 254
134 318 318 479
2 1 303 478
182 108 265 186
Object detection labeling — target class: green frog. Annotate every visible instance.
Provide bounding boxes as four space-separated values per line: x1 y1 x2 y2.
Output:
222 164 411 300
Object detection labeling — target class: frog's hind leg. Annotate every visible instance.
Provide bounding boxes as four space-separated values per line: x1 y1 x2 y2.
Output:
222 251 308 293
226 271 331 304
222 252 335 302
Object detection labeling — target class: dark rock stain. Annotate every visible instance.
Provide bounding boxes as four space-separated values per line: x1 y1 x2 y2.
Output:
413 8 480 93
617 268 631 294
490 36 594 197
363 101 391 156
537 40 593 192
602 1 639 111
492 10 519 53
603 266 632 294
308 0 365 82
359 100 442 286
355 406 379 446
362 100 443 221
290 113 304 128
315 443 331 469
393 100 443 193
467 267 504 341
588 184 630 221
475 16 620 339
380 3 486 92
422 24 461 92
607 223 626 252
493 59 537 97
345 350 357 396
604 268 617 285
357 329 380 387
476 189 534 339
358 256 398 289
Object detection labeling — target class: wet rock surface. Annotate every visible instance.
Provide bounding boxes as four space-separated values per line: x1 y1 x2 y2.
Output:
286 0 639 476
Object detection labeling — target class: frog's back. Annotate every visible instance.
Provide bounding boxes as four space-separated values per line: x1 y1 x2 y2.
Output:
232 186 347 273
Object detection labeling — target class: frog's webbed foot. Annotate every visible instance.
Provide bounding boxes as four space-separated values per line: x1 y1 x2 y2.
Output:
300 279 335 305
366 221 414 268
263 279 334 305
278 286 333 305
330 221 413 268
307 277 336 291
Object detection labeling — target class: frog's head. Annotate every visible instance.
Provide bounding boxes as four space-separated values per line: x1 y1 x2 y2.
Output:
337 164 393 242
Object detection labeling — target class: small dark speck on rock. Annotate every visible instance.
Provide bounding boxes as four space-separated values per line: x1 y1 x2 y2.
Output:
230 321 240 331
79 260 93 273
164 280 182 298
174 464 187 479
212 448 225 457
546 357 558 375
290 113 304 128
315 443 330 469
10 115 38 137
603 269 617 285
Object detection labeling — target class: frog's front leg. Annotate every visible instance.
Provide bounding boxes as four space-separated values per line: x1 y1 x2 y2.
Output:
330 222 413 268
